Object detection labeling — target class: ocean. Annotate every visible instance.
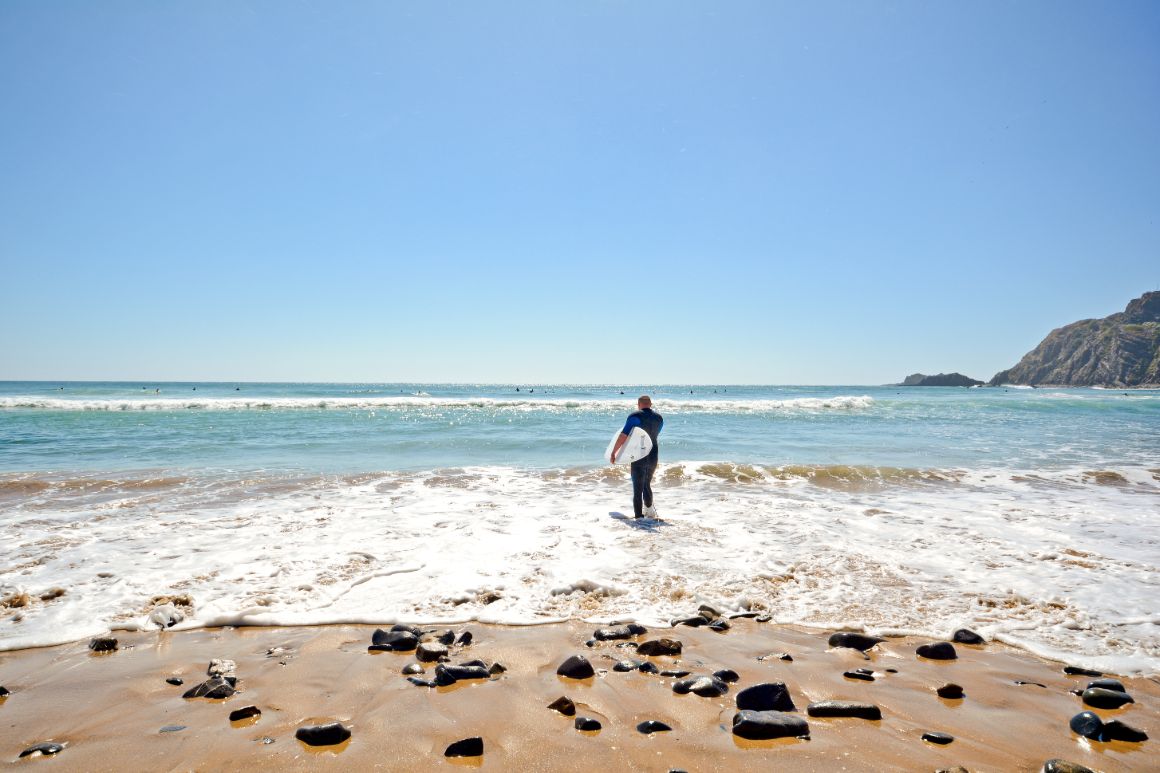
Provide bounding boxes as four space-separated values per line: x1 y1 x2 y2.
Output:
2 382 1157 673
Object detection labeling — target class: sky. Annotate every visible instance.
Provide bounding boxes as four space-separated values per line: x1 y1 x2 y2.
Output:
1 1 1157 384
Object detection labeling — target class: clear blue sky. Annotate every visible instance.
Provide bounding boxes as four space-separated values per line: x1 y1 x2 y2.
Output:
1 1 1157 383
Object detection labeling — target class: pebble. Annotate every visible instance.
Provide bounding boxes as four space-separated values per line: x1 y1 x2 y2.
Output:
18 743 64 758
416 643 448 662
614 659 643 672
736 682 796 712
673 675 729 697
159 725 187 733
916 642 957 660
844 668 875 681
922 731 954 745
182 677 236 700
392 624 423 636
1043 760 1096 773
457 631 473 646
936 683 965 699
708 619 730 632
637 720 672 734
1063 666 1103 677
88 636 118 653
229 706 261 722
444 737 484 757
575 716 602 731
434 664 489 686
806 701 882 720
207 659 236 678
594 624 648 641
556 655 595 679
488 663 507 676
698 603 722 618
1086 678 1126 693
636 638 682 656
1081 687 1134 709
407 677 436 687
165 677 184 686
548 696 576 716
731 710 810 740
951 628 985 645
660 669 690 678
758 652 793 662
637 662 659 674
402 663 425 675
827 632 884 651
714 669 740 683
369 628 418 652
437 630 456 645
295 722 351 746
461 659 487 668
1069 711 1103 739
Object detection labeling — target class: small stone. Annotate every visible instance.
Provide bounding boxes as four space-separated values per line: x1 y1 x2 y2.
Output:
827 632 884 651
295 722 351 746
557 655 595 679
594 624 647 640
548 696 576 716
229 705 261 722
417 643 448 662
806 701 882 720
88 636 118 652
884 668 898 673
1082 687 1134 709
708 619 731 632
370 628 418 652
922 731 954 745
207 658 237 678
614 659 643 672
714 669 740 683
673 675 729 697
407 677 436 687
1043 760 1097 773
951 628 985 645
935 768 970 773
584 639 596 647
461 659 487 668
18 743 64 758
731 710 810 739
1100 720 1148 743
444 737 483 757
575 716 602 731
182 677 236 700
1063 666 1103 677
437 629 456 645
165 677 184 686
698 603 722 618
1086 678 1126 693
736 682 796 712
488 663 507 676
1069 711 1103 740
757 652 793 662
636 638 682 656
402 663 425 675
637 720 672 733
755 614 772 623
936 683 965 699
916 642 957 660
660 669 690 678
391 623 423 636
637 661 659 674
844 668 875 681
159 725 187 733
434 664 489 685
457 631 473 646
673 616 709 628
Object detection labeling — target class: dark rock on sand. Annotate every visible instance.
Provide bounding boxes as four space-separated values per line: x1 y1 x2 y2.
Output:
416 643 448 662
556 655 595 679
714 669 740 683
698 603 722 618
594 623 647 640
828 632 884 651
295 722 351 746
614 659 643 672
488 663 506 676
19 743 64 758
182 677 236 700
88 636 118 652
660 669 691 678
1087 678 1127 693
637 638 682 656
709 618 731 632
1082 687 1134 709
1101 719 1148 743
731 710 809 739
575 716 602 731
637 661 659 674
952 628 985 645
637 720 672 733
456 631 473 646
1043 760 1097 773
461 659 488 669
807 701 882 720
673 675 729 697
434 664 489 686
916 642 957 660
370 628 419 652
444 737 484 757
1069 711 1104 739
844 669 875 681
229 706 261 722
922 731 954 745
937 683 965 699
736 682 796 712
437 630 456 645
402 663 425 675
407 677 436 687
165 677 184 686
391 623 423 636
548 696 576 716
1063 666 1103 677
159 725 187 733
673 616 709 628
0 686 8 698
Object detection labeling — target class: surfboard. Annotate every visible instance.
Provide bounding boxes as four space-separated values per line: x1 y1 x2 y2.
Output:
605 426 653 464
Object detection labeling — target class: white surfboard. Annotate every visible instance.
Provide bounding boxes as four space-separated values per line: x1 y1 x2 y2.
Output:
605 426 654 464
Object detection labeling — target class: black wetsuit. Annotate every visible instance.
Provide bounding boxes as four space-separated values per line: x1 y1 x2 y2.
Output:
622 407 663 518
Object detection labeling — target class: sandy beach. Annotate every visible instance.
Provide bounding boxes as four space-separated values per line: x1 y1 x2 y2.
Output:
0 619 1154 771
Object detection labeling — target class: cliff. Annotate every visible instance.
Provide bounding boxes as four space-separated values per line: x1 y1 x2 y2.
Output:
990 291 1160 388
899 373 984 387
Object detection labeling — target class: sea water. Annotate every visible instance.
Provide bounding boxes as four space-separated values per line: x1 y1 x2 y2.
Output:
1 382 1157 673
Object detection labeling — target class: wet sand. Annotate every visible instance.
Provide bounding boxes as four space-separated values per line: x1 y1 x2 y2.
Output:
0 620 1155 771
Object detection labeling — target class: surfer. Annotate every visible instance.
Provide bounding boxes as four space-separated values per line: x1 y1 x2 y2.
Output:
611 396 664 518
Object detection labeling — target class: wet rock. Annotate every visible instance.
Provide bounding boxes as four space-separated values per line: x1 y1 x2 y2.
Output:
673 616 709 628
548 696 576 716
456 631 473 646
1069 711 1103 740
758 652 793 662
488 663 507 676
295 722 351 746
402 663 425 675
844 668 875 681
370 628 418 652
937 683 965 699
637 720 672 733
230 705 261 722
916 642 957 660
736 682 796 712
556 655 595 679
673 675 729 697
714 669 740 683
614 659 643 672
437 630 456 645
88 636 118 652
575 716 602 731
1100 720 1148 743
207 659 236 678
1082 687 1134 709
922 731 954 745
952 628 985 645
1043 760 1096 773
731 710 810 740
660 669 690 678
417 643 448 662
755 614 772 623
458 659 485 669
407 677 436 687
828 632 884 651
730 612 761 619
1015 680 1046 688
935 768 969 773
391 623 423 636
636 638 682 656
1087 678 1126 693
19 743 64 758
594 623 648 641
444 737 483 757
165 677 184 686
698 603 722 618
1063 666 1103 677
182 677 235 700
708 619 731 632
160 725 187 733
807 701 882 720
0 685 8 698
637 661 659 674
434 664 489 686
584 639 596 648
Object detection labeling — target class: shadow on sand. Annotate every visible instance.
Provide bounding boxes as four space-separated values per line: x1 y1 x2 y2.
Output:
609 512 669 533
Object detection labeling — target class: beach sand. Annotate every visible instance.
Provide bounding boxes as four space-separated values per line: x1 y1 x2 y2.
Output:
0 620 1154 771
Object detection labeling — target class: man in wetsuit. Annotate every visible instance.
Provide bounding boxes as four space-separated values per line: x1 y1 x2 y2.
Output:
610 395 664 519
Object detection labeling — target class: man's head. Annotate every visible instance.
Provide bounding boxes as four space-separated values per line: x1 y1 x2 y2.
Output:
638 395 652 409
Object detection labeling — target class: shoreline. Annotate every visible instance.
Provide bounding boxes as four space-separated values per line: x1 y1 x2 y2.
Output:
0 619 1153 771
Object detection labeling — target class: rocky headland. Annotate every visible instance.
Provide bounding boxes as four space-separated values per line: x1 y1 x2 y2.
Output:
898 373 984 387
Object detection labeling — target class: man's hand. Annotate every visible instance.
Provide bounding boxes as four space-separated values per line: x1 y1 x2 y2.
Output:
610 432 629 464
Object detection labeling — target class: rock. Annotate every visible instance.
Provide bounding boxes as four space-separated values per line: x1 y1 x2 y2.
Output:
416 643 448 662
828 632 884 651
935 768 970 773
229 705 261 722
637 661 659 674
731 710 810 740
844 669 875 681
1082 687 1134 709
922 731 954 745
758 652 793 662
916 642 957 660
736 682 795 712
952 628 985 645
1100 720 1148 743
444 737 484 757
548 696 576 716
1069 711 1103 740
936 683 965 699
673 616 709 627
1086 678 1126 693
19 742 64 757
402 663 425 675
594 623 647 641
698 603 722 618
806 701 882 720
407 677 436 687
488 663 506 676
88 636 118 652
160 725 187 733
1043 760 1097 773
461 659 487 668
437 630 456 645
457 631 473 646
660 669 690 678
1063 666 1103 677
708 619 731 632
370 628 418 652
575 716 602 731
637 720 672 733
556 655 595 679
899 373 984 387
295 722 351 746
636 638 682 656
182 677 236 700
434 664 489 686
165 677 184 686
613 659 643 672
391 623 422 636
207 659 236 678
673 675 729 698
713 669 740 683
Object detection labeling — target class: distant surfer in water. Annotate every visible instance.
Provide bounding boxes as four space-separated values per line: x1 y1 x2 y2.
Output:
611 395 664 519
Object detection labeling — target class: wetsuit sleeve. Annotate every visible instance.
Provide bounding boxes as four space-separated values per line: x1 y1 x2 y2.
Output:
621 415 642 435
